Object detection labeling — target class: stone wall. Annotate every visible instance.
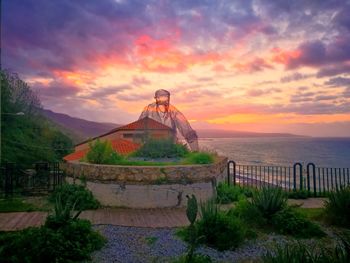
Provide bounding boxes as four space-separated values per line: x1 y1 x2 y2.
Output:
61 156 228 208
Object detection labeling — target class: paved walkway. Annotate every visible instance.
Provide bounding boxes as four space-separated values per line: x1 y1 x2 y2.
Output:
0 208 188 231
0 198 326 232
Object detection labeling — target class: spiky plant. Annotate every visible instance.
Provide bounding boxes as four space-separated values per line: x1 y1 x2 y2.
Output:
45 193 83 229
185 194 199 262
324 186 350 228
251 186 287 218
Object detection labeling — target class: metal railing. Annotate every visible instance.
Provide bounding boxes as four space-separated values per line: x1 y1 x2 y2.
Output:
0 162 64 197
227 161 350 196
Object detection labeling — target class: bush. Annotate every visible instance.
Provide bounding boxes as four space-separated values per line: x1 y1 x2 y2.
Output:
251 187 287 218
133 138 189 158
324 186 350 228
271 207 325 238
262 241 324 263
263 231 350 263
184 152 214 164
0 220 105 263
0 193 105 263
85 139 123 164
216 182 243 204
172 254 212 263
288 189 310 199
229 198 266 227
196 199 246 251
49 183 100 211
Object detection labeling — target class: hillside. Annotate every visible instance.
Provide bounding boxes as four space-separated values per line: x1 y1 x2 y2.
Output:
1 71 73 165
42 109 303 144
41 109 122 143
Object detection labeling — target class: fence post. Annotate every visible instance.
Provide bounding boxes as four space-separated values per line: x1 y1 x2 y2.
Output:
4 163 15 197
293 163 302 191
227 161 236 186
307 163 316 196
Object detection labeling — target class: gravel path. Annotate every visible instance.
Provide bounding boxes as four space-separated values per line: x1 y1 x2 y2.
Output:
91 225 289 263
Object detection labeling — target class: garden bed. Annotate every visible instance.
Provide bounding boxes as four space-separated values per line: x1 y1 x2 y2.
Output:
61 156 228 208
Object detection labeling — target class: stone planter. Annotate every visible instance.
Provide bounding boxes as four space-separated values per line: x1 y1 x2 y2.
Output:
60 156 228 208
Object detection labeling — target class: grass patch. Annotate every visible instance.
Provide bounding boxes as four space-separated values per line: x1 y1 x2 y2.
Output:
216 182 244 204
324 186 350 228
294 207 325 221
145 236 158 246
182 152 215 164
271 207 325 238
0 198 49 212
49 183 100 211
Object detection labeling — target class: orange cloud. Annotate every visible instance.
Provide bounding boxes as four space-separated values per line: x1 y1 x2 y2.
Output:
271 47 301 64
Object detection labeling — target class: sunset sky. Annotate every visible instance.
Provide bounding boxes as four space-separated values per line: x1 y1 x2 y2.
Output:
3 0 350 137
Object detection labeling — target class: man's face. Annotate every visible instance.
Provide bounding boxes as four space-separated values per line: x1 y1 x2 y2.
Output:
155 95 170 105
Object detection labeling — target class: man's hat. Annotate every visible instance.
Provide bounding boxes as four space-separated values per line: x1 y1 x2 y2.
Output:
154 89 170 98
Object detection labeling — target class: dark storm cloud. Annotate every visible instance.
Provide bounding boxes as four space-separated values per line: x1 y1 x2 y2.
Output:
272 101 350 115
32 81 81 98
280 72 313 83
3 0 153 75
246 88 281 97
324 77 350 87
88 85 133 98
316 64 350 78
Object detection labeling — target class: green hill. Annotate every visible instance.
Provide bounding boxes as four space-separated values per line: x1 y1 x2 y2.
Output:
1 70 73 166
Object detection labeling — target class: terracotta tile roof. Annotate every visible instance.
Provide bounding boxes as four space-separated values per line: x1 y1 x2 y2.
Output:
110 116 171 131
63 149 89 162
64 139 141 162
75 117 172 147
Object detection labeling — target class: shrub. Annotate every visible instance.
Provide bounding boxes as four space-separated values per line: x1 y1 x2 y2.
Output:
0 220 105 263
216 182 243 204
324 186 350 228
262 241 325 263
229 198 266 227
133 138 189 158
85 139 123 164
184 152 214 164
196 199 246 251
49 183 100 211
0 193 105 263
271 207 325 238
263 231 350 263
288 189 310 199
172 254 212 263
251 187 287 218
46 193 82 229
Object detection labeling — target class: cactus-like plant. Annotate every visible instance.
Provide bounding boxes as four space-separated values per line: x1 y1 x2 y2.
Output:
186 194 198 225
185 194 204 262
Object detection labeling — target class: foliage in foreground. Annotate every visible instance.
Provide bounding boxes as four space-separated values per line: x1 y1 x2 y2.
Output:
0 220 105 263
180 198 247 251
262 231 350 263
0 194 105 263
216 182 244 204
183 152 215 164
251 186 287 218
49 183 100 211
324 186 350 228
84 139 123 164
133 138 189 158
271 206 325 238
287 189 310 199
172 254 212 263
232 187 324 238
1 70 73 165
0 198 40 212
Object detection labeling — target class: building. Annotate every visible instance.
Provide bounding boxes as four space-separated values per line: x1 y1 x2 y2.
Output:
63 116 175 161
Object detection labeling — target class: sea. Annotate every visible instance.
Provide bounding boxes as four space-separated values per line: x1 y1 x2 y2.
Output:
198 137 350 168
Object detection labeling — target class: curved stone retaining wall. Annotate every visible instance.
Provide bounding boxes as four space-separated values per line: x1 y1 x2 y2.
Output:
61 156 227 208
